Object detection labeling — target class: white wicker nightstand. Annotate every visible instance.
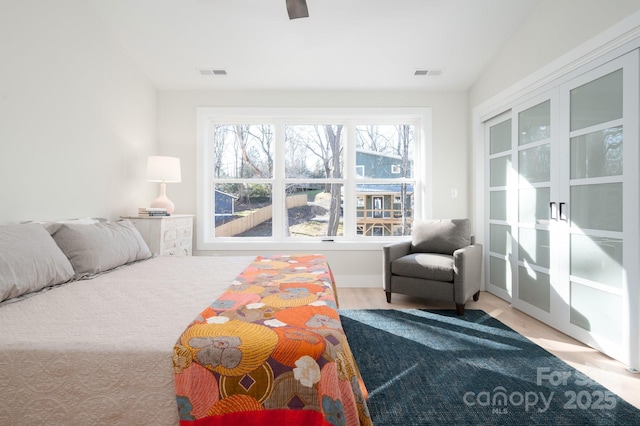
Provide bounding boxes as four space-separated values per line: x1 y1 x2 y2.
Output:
121 214 194 256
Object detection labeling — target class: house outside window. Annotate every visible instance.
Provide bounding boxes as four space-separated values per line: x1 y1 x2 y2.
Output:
196 108 431 249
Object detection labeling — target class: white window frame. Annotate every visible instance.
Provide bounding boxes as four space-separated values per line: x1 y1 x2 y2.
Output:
196 107 432 251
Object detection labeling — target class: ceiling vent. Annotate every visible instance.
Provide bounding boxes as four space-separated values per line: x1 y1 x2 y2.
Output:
414 69 442 76
199 69 227 76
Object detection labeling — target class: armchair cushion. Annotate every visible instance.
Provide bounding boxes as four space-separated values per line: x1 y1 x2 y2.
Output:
391 253 454 282
411 219 471 255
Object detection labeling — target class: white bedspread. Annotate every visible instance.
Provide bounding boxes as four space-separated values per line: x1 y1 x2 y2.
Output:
0 255 254 426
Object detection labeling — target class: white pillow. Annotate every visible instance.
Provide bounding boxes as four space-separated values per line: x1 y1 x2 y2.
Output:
0 223 75 303
50 220 152 279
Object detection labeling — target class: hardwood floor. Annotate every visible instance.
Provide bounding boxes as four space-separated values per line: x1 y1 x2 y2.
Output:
338 288 640 410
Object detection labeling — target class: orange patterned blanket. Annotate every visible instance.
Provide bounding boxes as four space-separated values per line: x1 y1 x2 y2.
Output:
173 254 372 426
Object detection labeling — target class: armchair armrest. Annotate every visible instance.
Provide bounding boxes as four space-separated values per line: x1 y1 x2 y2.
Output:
453 244 483 304
382 241 412 291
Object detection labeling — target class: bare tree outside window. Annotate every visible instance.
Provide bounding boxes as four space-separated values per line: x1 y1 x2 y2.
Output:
212 124 274 237
285 124 343 238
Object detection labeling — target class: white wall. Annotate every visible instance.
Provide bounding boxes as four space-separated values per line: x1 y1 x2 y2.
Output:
0 0 157 224
470 0 640 108
157 90 469 286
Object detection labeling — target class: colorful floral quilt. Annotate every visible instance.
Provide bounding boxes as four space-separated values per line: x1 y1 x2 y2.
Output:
173 254 372 426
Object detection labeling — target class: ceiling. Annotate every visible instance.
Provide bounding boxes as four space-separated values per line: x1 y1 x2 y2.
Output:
86 0 540 92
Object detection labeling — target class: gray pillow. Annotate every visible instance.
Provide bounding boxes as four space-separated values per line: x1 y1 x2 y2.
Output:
51 220 152 279
0 223 75 303
411 219 471 255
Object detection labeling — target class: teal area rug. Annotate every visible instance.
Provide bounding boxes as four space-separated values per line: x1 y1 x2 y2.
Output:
340 309 640 425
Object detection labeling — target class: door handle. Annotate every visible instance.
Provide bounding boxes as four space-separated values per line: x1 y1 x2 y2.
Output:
559 202 567 221
550 202 557 221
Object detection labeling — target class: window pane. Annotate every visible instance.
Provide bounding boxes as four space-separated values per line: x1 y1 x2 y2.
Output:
490 224 511 256
490 155 510 187
518 266 550 312
519 187 550 225
214 183 272 237
519 100 550 146
571 234 622 288
519 143 550 184
285 124 343 179
570 282 622 344
355 183 414 236
213 124 273 178
489 190 507 221
518 228 550 269
570 126 623 179
571 183 622 232
489 256 508 290
355 125 414 179
570 69 622 131
287 183 343 238
490 119 511 154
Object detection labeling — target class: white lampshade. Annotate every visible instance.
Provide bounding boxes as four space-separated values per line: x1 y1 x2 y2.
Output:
146 156 181 183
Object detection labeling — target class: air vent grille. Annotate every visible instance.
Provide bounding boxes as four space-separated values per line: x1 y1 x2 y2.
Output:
414 69 442 76
198 69 227 76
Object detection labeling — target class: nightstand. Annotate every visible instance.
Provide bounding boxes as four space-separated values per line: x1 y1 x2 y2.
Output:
121 214 194 256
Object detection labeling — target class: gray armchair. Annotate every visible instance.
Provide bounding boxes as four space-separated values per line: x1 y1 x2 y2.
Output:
383 219 483 315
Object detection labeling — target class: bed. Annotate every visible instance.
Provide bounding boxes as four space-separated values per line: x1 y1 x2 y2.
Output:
0 221 371 426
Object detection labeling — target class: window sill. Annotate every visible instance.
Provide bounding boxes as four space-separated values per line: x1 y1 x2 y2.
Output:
196 238 410 252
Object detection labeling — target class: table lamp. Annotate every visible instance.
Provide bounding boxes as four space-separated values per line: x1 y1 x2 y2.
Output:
146 156 181 214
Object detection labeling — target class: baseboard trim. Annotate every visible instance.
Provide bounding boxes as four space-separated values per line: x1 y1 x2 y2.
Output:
334 274 381 288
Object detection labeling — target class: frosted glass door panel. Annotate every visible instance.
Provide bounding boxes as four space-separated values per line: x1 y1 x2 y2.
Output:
518 228 550 269
490 224 511 256
519 187 550 224
570 126 623 179
570 183 622 231
489 257 508 291
570 69 623 131
519 100 551 145
490 156 511 187
518 144 550 183
518 266 551 312
490 119 512 154
570 282 623 345
490 191 507 221
571 235 622 288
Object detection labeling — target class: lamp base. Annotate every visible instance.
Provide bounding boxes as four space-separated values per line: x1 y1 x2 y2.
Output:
150 182 175 214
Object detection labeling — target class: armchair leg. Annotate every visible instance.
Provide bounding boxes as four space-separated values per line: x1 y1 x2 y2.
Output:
456 303 465 316
385 291 391 303
473 291 480 302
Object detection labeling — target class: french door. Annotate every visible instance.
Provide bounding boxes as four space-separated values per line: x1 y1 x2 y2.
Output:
485 49 639 369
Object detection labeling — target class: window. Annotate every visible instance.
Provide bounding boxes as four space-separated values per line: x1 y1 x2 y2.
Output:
197 107 432 250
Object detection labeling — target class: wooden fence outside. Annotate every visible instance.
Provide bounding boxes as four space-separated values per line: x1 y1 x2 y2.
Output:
215 194 308 237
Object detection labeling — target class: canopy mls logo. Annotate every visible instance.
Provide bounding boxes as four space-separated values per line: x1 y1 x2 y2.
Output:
463 387 554 413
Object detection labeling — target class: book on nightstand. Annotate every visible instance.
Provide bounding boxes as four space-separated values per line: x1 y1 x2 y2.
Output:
138 207 170 217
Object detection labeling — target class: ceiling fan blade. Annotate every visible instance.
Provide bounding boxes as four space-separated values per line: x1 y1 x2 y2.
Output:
286 0 309 20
